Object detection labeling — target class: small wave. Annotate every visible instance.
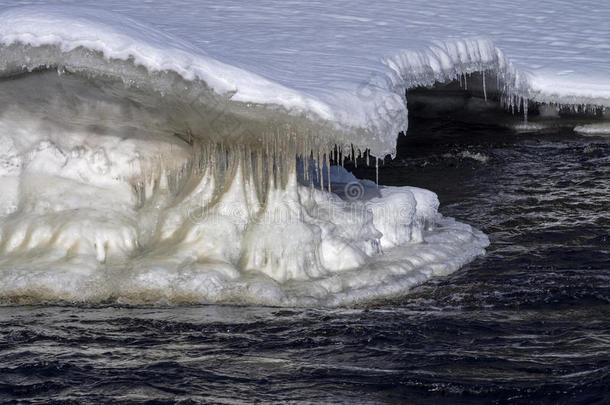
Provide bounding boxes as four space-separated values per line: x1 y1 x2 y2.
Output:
459 151 489 163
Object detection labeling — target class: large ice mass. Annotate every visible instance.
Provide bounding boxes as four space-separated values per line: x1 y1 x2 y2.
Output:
0 1 608 305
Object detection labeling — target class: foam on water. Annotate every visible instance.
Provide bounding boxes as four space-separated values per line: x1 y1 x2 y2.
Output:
574 123 610 136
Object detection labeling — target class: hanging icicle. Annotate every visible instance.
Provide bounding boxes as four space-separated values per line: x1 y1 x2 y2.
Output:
375 157 379 186
482 71 487 102
325 152 331 192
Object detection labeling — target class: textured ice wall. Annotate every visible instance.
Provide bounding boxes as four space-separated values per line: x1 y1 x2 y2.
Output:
0 71 489 306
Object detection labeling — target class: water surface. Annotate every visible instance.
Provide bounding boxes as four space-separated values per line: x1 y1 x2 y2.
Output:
1 119 608 404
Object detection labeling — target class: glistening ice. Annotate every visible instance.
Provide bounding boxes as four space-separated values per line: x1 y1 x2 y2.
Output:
0 2 608 306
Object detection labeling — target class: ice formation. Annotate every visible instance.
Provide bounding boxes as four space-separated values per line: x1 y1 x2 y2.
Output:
0 2 608 305
0 69 488 305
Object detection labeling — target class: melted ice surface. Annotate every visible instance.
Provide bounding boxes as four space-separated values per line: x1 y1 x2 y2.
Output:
1 1 609 155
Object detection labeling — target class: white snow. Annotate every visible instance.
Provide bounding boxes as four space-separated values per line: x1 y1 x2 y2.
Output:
1 1 609 155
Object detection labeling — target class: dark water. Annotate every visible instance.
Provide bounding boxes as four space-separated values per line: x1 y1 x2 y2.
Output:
1 118 609 404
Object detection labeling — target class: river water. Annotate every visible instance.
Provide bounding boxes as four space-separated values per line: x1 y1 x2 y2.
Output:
1 116 608 404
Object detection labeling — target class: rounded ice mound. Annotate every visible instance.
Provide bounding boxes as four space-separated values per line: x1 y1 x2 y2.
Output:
367 186 437 248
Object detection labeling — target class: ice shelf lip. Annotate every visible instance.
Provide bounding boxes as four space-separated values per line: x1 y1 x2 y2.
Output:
1 4 609 157
528 73 610 107
0 6 335 123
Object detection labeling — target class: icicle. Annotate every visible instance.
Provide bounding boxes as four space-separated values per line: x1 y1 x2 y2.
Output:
257 149 264 201
264 137 270 193
482 71 487 102
317 151 322 190
306 144 312 186
523 97 528 122
375 157 379 185
325 152 331 192
464 73 468 90
336 145 340 165
301 139 308 184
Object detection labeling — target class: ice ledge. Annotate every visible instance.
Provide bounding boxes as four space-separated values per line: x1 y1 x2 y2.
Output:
1 6 608 157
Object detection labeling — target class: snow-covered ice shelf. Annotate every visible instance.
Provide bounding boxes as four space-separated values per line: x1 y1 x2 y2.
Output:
1 1 609 155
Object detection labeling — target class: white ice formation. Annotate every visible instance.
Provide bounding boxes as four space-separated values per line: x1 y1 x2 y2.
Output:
0 2 607 305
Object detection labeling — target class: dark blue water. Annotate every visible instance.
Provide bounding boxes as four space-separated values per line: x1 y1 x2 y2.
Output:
1 119 609 404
